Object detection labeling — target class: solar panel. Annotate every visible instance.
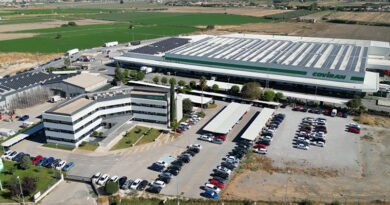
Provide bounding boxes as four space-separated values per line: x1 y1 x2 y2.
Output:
131 38 190 55
298 43 322 67
350 46 361 71
267 42 294 63
309 44 330 67
359 47 369 72
320 45 341 69
277 43 303 64
256 41 285 62
235 40 268 61
345 46 358 71
218 39 248 59
247 41 275 62
288 43 311 65
335 45 350 70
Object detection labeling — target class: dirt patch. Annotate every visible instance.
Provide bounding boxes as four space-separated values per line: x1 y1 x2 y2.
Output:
0 33 37 41
0 52 63 76
0 19 114 33
353 113 390 127
299 11 332 21
201 21 390 42
328 11 390 24
162 7 289 17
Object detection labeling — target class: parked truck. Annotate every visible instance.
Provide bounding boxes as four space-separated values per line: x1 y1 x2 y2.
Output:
66 48 79 56
104 41 118 47
50 95 61 103
140 66 154 74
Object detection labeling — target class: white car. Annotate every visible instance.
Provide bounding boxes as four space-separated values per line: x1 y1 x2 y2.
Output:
130 178 142 189
97 174 109 185
253 148 267 154
311 132 325 139
347 123 360 129
199 135 213 142
225 155 240 162
204 183 221 193
311 141 325 147
155 160 168 168
188 144 202 150
216 166 232 174
1 150 13 159
55 160 67 170
151 180 166 188
296 143 309 150
261 135 273 141
109 176 119 183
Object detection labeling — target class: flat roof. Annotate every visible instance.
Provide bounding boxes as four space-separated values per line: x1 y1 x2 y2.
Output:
203 102 251 134
240 108 274 141
178 93 212 105
114 56 378 92
1 123 43 147
63 73 107 89
167 35 369 74
53 98 92 114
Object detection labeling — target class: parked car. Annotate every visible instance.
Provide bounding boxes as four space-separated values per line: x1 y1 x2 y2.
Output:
118 176 128 187
51 159 61 168
62 162 74 171
159 172 173 179
97 174 109 185
92 172 101 181
43 157 54 167
204 183 221 193
199 135 213 142
210 179 224 189
157 176 171 184
215 136 226 141
253 148 267 154
138 180 148 190
212 138 224 144
146 186 162 193
296 143 309 150
55 160 67 170
130 179 142 189
348 127 360 134
167 168 179 176
187 144 202 150
20 115 30 121
311 141 325 147
121 179 133 190
109 176 119 183
171 160 184 167
150 180 166 188
36 157 47 166
203 190 219 199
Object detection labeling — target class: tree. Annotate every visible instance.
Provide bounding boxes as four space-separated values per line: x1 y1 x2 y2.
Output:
20 156 32 170
153 76 159 84
183 98 193 114
22 177 37 196
55 33 62 39
120 0 124 3
136 72 145 80
169 77 176 86
347 97 362 110
189 80 196 88
64 58 71 68
275 92 284 101
122 69 129 78
170 83 176 123
230 85 240 96
310 2 318 11
199 76 207 113
262 90 275 102
161 77 168 85
114 67 124 83
68 21 77 26
130 70 137 78
178 80 186 87
206 25 215 29
212 84 219 92
241 82 261 100
105 181 119 195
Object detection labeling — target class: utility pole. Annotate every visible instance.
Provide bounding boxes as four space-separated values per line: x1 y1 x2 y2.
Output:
284 170 291 205
17 176 25 205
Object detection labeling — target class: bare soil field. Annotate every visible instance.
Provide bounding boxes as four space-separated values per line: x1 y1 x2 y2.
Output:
222 127 390 203
204 21 390 42
162 7 289 17
0 52 62 76
353 113 390 128
328 12 390 23
299 11 332 21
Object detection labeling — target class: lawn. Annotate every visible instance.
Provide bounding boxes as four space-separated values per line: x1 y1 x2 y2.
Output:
85 12 268 26
42 143 74 151
78 143 99 151
110 126 149 150
0 160 60 203
136 128 161 145
0 23 198 53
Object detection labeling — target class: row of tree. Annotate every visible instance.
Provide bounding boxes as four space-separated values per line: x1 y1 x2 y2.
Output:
114 67 145 85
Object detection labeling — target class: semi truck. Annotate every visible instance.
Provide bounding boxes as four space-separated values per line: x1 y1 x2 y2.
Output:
66 48 79 56
104 41 118 47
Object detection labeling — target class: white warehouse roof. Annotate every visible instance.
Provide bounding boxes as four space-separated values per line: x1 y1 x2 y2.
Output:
203 102 251 134
178 93 212 105
240 108 274 141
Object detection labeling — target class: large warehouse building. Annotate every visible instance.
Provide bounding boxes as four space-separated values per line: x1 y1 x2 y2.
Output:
115 34 390 97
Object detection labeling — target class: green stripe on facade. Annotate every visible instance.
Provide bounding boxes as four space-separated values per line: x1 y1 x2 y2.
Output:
350 76 364 82
165 57 307 76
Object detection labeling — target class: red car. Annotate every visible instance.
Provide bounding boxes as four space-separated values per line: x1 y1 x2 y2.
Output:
348 127 360 134
299 128 311 134
254 144 266 149
216 136 226 141
324 110 330 115
176 128 183 133
210 179 224 189
32 155 43 165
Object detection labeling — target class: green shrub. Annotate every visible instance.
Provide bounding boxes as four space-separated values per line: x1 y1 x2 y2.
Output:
19 156 32 170
105 181 119 195
300 199 313 205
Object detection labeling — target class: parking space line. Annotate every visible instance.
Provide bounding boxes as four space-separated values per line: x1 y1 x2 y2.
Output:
165 135 170 144
145 143 152 151
153 142 158 148
170 135 175 143
126 148 133 155
133 146 139 154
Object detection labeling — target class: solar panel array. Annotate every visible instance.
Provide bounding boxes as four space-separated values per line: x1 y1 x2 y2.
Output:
166 37 368 74
0 72 72 94
130 38 190 55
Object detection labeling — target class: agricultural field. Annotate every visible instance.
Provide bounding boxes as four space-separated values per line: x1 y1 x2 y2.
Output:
263 10 319 20
327 12 390 24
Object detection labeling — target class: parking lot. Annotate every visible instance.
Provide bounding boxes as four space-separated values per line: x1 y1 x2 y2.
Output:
10 100 263 198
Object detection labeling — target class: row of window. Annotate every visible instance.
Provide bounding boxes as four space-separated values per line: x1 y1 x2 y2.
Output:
132 110 167 117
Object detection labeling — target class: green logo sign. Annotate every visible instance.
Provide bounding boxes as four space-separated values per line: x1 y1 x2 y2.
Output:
312 72 346 80
146 96 164 100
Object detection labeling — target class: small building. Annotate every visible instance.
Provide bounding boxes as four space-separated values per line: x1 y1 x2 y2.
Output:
45 73 108 98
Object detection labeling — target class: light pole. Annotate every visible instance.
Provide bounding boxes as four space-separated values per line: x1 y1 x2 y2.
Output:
284 170 291 205
17 176 25 205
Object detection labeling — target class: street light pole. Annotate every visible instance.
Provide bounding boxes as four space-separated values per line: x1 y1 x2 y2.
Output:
17 176 25 205
284 170 291 205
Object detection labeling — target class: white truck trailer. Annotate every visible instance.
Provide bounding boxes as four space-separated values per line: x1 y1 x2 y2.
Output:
104 41 119 47
50 95 61 103
66 48 79 56
140 66 154 74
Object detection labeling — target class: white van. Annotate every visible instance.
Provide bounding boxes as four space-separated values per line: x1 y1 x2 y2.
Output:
331 109 337 117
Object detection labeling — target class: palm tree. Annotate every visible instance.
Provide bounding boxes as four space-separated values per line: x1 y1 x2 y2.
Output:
199 76 207 113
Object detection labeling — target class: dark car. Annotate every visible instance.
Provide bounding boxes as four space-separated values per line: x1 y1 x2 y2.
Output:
158 176 171 184
146 186 162 194
167 168 179 176
221 162 236 170
182 150 196 157
188 147 200 153
168 165 182 171
118 176 128 187
213 171 229 179
36 157 47 166
211 176 227 183
44 157 55 167
342 113 348 118
51 159 61 168
137 180 148 190
258 139 271 146
179 156 190 163
12 152 24 162
238 140 252 147
171 160 184 167
149 164 164 172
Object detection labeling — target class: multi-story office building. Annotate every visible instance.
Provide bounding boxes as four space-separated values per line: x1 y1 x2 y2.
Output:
42 86 171 147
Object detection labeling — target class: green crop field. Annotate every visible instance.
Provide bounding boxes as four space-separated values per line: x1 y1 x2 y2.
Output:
0 23 198 53
3 8 118 15
85 12 267 26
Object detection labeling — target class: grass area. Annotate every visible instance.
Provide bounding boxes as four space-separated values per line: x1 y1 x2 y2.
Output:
361 134 374 142
353 113 390 127
42 143 74 151
78 143 99 151
136 128 162 145
110 126 149 150
0 160 60 202
85 12 268 26
0 23 198 53
0 15 80 25
207 103 218 109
